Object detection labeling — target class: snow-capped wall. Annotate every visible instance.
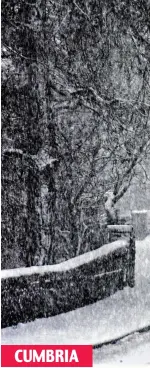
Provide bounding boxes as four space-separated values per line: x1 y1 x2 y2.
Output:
1 239 128 280
1 237 135 328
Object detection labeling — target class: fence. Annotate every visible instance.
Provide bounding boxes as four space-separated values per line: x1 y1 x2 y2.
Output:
1 225 135 328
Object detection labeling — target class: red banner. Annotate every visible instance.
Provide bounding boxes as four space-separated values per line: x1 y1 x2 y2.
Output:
1 345 93 367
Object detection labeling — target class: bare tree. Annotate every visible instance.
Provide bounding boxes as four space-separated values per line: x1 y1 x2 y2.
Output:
1 0 150 266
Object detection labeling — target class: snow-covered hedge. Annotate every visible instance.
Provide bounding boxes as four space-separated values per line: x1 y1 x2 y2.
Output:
1 238 135 328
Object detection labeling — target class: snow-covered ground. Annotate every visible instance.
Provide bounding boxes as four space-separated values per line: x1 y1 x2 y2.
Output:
2 236 150 364
94 330 150 364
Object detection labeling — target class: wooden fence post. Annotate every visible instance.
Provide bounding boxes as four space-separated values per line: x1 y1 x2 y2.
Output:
127 227 136 288
107 224 136 289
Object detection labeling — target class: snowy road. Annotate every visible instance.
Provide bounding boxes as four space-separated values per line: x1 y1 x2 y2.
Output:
94 330 150 364
2 236 150 364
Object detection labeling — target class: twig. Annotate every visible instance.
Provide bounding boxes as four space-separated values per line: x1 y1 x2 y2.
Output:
73 0 90 19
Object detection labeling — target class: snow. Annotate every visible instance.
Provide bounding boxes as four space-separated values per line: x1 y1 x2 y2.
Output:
1 239 128 279
107 224 133 232
104 190 116 222
2 236 150 364
2 148 58 170
36 157 58 169
94 330 150 364
132 210 148 214
2 148 23 155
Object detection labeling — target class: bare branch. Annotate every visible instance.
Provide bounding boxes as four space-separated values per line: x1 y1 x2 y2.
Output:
73 0 90 19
